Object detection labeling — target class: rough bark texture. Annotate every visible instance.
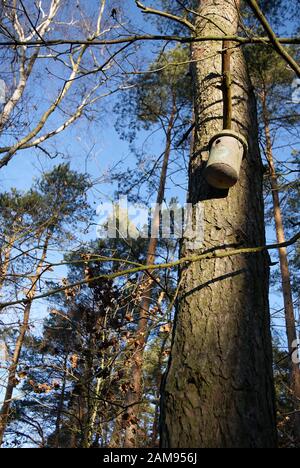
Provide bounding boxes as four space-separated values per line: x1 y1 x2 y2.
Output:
160 0 277 448
262 91 300 442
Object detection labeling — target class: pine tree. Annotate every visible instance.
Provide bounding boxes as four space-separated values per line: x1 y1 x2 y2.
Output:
160 0 277 448
0 164 91 446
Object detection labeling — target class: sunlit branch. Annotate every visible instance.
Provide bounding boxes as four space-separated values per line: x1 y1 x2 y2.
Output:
134 0 195 32
0 232 299 310
0 35 299 48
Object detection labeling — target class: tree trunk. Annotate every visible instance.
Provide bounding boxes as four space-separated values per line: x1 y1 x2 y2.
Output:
151 336 168 448
0 231 52 446
261 90 300 442
160 0 277 448
109 414 123 448
50 354 68 448
0 233 16 293
123 102 176 448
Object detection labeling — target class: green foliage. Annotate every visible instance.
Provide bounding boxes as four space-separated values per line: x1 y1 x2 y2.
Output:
246 44 294 90
284 152 300 296
0 164 92 243
241 0 300 33
137 46 192 124
3 231 177 447
35 163 93 232
0 189 43 237
273 341 300 447
112 45 192 202
115 45 192 142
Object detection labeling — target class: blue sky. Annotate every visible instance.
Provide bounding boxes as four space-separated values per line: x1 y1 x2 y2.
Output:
0 0 299 397
0 4 299 449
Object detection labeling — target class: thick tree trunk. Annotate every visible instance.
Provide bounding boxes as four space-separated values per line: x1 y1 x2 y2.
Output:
261 91 300 442
0 232 51 446
123 103 176 448
160 0 277 448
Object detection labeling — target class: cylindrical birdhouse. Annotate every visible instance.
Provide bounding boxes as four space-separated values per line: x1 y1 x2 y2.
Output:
205 130 248 189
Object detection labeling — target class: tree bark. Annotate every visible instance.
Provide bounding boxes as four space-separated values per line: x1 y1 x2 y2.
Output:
261 89 300 442
160 0 277 448
123 101 176 448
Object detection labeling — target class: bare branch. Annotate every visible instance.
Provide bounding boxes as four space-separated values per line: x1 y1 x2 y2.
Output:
0 35 299 48
247 0 300 77
135 0 195 32
0 0 62 130
1 232 299 310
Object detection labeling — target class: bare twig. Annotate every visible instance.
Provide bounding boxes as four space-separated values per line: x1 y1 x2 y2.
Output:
135 0 195 32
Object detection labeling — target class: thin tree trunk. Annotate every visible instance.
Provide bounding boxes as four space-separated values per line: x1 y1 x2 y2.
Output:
81 334 95 448
160 0 277 448
0 231 52 446
123 102 177 448
109 414 123 448
261 90 300 441
0 233 16 293
85 308 109 448
151 336 168 448
51 353 68 448
62 374 88 448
